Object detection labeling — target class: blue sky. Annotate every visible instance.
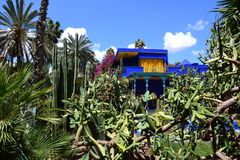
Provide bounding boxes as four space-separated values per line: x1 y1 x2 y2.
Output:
0 0 218 63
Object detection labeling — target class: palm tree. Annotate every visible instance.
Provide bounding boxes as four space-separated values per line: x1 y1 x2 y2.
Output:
67 33 95 74
135 38 146 48
31 18 63 63
106 47 115 55
44 19 63 60
34 0 49 81
0 0 38 64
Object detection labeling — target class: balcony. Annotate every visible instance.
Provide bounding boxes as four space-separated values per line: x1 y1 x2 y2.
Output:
145 67 165 73
122 66 143 77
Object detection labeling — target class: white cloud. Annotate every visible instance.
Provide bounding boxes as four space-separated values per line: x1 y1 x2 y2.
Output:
192 49 205 56
163 32 197 53
93 46 117 62
58 27 87 47
128 43 135 48
92 43 101 49
93 50 105 62
60 27 87 39
188 20 209 31
127 43 148 49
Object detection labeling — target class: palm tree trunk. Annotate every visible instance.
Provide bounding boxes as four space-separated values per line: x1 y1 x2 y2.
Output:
34 0 49 81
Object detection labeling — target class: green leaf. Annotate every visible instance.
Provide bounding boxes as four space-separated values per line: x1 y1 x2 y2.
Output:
199 81 204 90
191 110 196 121
154 111 174 120
193 140 213 157
137 122 149 130
116 136 126 152
205 57 220 63
195 112 206 120
184 99 191 109
73 109 79 120
70 123 76 128
143 91 149 102
80 152 89 160
203 108 215 117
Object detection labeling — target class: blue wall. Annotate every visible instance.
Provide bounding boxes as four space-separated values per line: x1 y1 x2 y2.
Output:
122 66 143 77
123 57 139 66
168 64 208 75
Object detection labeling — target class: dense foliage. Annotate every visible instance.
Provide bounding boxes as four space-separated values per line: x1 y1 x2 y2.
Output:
0 65 73 159
0 0 240 159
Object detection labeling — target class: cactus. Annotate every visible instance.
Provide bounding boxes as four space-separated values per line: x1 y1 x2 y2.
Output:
84 61 91 89
62 39 68 131
72 33 78 97
63 39 68 100
52 45 58 109
51 36 95 131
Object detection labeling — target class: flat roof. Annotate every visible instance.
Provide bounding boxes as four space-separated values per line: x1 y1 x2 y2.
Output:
115 48 168 62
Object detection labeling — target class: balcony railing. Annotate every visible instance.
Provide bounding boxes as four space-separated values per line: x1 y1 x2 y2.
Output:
146 68 165 73
121 66 167 77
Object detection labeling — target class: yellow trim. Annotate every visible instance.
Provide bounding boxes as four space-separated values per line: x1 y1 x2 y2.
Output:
116 52 138 61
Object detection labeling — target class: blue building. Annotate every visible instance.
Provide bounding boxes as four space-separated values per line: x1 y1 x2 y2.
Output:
168 59 208 75
114 48 208 97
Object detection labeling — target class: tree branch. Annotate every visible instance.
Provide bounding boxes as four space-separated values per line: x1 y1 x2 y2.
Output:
222 86 240 97
223 57 240 68
157 118 183 133
202 96 223 103
135 118 184 143
136 134 150 143
216 151 232 160
216 97 238 113
97 138 115 148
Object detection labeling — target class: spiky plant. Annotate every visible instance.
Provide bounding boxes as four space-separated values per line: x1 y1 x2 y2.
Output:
0 65 73 159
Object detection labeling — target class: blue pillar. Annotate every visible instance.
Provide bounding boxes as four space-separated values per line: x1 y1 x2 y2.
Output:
133 78 137 94
162 78 166 94
145 78 149 92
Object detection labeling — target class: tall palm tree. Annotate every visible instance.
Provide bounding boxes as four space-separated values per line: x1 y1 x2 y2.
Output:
31 18 63 63
0 0 38 64
67 33 95 74
34 0 49 81
135 38 146 48
44 19 63 60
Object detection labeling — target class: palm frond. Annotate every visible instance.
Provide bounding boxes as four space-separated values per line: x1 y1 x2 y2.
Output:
21 127 73 159
0 0 38 61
